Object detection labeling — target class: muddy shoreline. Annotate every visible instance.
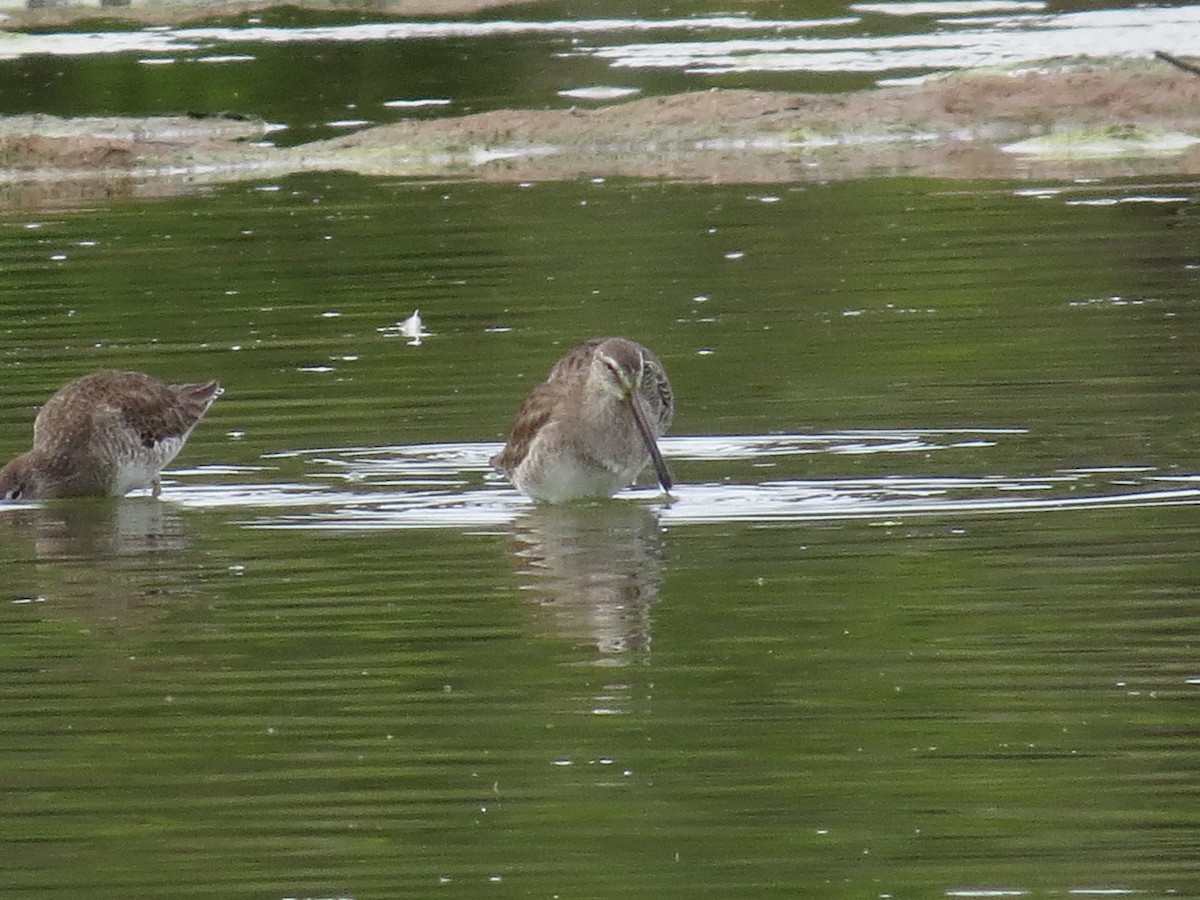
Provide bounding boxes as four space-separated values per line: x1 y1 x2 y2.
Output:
0 56 1197 207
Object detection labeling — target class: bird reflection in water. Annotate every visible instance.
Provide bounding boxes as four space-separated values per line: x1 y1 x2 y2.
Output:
2 498 193 632
506 501 664 664
5 497 189 558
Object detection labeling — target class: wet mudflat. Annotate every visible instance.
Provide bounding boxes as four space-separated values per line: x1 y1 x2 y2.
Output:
1 57 1199 195
1 3 1199 898
0 5 1198 194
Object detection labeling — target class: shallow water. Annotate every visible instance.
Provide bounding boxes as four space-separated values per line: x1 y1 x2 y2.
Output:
2 172 1199 898
1 1 1200 894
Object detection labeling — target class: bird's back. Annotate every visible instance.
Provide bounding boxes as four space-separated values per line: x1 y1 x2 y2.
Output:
33 371 220 453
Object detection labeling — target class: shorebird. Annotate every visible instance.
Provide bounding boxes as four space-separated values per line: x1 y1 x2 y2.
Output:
0 370 223 501
491 337 674 503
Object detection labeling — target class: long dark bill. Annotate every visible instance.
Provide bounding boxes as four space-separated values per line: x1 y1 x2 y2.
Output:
626 392 673 494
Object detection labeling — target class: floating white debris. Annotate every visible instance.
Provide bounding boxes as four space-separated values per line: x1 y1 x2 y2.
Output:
383 98 452 108
557 86 641 101
1064 195 1190 207
875 74 932 86
400 309 422 339
325 118 372 129
378 309 431 345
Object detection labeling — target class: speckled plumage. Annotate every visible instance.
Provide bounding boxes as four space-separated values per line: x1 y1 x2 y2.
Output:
491 337 674 503
0 370 222 500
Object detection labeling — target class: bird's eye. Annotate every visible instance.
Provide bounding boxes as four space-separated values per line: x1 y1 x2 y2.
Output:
5 487 22 501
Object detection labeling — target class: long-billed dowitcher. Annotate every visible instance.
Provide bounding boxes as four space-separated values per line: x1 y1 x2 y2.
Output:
491 337 674 503
0 370 222 501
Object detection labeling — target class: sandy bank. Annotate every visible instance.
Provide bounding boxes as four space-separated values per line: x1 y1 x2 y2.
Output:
0 56 1197 207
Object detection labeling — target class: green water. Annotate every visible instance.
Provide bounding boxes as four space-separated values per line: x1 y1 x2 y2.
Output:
2 174 1199 898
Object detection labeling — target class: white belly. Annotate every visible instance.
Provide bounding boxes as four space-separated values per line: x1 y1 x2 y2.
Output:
514 450 647 504
110 436 185 495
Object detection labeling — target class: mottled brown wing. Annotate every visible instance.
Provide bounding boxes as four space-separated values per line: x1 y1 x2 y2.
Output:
491 380 564 474
100 373 200 449
34 371 220 450
641 351 674 434
170 380 223 423
492 341 598 473
130 379 221 447
30 371 161 449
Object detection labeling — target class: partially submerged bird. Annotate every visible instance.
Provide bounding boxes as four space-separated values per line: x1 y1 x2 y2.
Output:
491 337 674 503
0 370 222 501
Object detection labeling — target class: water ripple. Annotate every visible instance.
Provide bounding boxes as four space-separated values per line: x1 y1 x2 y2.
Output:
152 431 1200 531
